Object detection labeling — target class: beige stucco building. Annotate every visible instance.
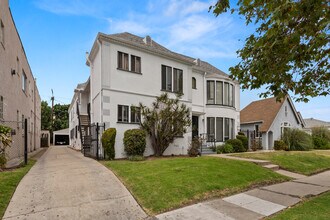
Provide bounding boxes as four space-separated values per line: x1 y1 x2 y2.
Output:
0 0 41 163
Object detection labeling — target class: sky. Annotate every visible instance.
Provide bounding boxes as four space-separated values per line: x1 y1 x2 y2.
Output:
9 0 330 121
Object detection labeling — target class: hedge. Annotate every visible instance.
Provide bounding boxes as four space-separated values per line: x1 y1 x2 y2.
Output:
101 128 116 160
123 129 146 156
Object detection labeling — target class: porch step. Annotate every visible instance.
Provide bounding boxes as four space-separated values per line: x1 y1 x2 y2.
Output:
201 148 216 155
263 164 280 171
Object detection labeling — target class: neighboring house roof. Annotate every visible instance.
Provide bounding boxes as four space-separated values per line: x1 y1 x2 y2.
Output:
89 32 229 79
240 96 304 132
240 97 283 132
304 118 330 128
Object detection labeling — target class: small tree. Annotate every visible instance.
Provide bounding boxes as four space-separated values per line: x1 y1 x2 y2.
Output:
101 128 116 160
0 125 12 169
138 93 191 156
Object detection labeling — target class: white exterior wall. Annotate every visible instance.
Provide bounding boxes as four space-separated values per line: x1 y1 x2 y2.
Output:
68 96 82 149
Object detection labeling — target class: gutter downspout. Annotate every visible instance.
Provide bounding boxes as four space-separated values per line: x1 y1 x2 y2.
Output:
97 39 103 125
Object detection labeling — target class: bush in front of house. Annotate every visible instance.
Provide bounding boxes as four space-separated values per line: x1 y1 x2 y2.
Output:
282 128 313 151
123 129 146 156
101 128 116 160
238 131 245 136
216 143 234 154
188 137 201 157
0 125 12 169
236 135 248 151
226 139 245 152
312 127 330 149
274 140 288 151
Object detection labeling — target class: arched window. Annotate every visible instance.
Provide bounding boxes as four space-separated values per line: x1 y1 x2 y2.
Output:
192 77 197 89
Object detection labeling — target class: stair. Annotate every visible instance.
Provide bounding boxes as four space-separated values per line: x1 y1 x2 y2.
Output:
80 115 89 126
263 164 280 171
201 147 216 155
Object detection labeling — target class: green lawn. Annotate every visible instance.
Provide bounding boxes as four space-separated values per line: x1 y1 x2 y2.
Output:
0 160 36 219
103 157 289 214
270 191 330 220
233 150 330 175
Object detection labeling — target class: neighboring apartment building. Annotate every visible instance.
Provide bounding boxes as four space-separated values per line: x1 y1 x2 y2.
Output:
240 96 305 150
0 0 41 163
69 32 240 158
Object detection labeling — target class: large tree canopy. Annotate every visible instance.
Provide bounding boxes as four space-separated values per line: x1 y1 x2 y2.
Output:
210 0 329 102
41 101 69 131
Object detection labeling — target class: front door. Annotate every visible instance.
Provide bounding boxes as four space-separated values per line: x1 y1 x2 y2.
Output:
192 116 199 138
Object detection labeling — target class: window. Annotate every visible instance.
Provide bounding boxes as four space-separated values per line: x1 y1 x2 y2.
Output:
229 84 234 107
16 57 20 75
255 124 260 137
223 82 229 105
224 118 230 141
207 81 215 104
216 117 223 142
285 106 288 117
207 117 215 141
75 126 78 138
22 70 27 93
161 65 172 91
0 20 4 46
130 106 141 123
118 105 129 122
0 96 3 119
192 77 197 89
173 68 183 93
131 55 141 73
231 119 235 139
118 51 129 70
216 81 223 105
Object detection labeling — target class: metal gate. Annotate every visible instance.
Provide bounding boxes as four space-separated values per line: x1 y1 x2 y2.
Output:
84 123 105 160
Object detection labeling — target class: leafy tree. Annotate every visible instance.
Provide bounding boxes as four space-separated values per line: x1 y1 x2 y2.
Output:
210 0 329 102
53 104 69 131
138 93 191 156
41 101 51 130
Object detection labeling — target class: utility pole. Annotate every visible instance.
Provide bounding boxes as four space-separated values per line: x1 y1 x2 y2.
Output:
51 89 54 144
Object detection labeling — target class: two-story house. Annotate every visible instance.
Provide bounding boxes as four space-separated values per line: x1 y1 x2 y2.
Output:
0 0 41 165
69 32 240 158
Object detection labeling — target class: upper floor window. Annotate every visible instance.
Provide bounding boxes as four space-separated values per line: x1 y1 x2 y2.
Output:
0 20 4 47
192 77 197 89
118 51 129 70
118 105 129 123
130 106 141 123
22 70 27 93
161 65 172 91
207 80 235 107
131 55 141 73
173 68 183 93
0 96 3 119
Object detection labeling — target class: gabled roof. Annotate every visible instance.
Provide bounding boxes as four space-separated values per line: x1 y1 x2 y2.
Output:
89 32 229 78
240 97 284 132
240 96 305 132
304 118 330 128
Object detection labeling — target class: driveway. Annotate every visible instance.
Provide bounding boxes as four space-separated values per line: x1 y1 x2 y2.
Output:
3 146 147 220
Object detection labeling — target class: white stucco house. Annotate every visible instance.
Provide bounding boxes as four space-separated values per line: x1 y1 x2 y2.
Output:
69 32 240 158
240 96 305 150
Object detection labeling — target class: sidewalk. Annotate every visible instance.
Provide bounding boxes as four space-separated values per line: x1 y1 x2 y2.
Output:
156 169 330 219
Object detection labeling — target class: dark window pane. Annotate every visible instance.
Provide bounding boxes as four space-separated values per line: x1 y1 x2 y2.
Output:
192 77 196 89
216 117 223 142
166 66 172 91
216 81 223 105
118 105 122 122
207 81 215 104
131 106 141 123
173 68 183 93
161 65 166 90
224 118 229 141
207 117 215 141
224 83 229 105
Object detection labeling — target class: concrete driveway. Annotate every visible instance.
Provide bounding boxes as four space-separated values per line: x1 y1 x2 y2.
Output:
3 146 147 220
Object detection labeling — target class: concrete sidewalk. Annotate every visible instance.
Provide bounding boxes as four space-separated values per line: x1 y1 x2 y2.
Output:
156 170 330 220
3 146 147 220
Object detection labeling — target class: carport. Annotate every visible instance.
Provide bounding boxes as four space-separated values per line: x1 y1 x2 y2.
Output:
53 128 70 145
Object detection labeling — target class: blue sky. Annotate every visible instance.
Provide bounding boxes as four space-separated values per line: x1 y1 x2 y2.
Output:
9 0 330 121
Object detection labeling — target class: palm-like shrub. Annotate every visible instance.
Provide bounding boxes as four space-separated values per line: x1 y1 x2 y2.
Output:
282 128 313 151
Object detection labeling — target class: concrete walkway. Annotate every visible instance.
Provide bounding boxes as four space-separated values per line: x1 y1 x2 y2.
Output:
3 146 147 220
156 170 330 220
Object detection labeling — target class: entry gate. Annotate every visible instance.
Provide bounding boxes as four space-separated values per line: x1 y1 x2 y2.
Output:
84 123 105 160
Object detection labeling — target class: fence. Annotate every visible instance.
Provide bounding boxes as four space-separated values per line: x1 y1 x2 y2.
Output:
0 119 28 165
84 123 106 160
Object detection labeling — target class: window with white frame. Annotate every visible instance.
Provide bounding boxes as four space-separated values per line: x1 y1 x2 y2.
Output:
0 96 3 119
118 105 129 122
173 68 183 93
207 117 234 142
22 70 27 93
207 80 235 107
130 106 141 123
131 55 141 73
161 65 172 91
118 51 129 70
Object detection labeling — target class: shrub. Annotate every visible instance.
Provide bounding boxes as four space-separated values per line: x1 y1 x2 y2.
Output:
312 127 330 149
226 139 245 152
250 139 263 151
124 129 146 156
101 128 116 160
236 135 248 151
188 137 201 157
128 155 145 161
238 131 245 136
274 140 288 151
282 128 313 151
0 125 12 169
216 143 234 154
